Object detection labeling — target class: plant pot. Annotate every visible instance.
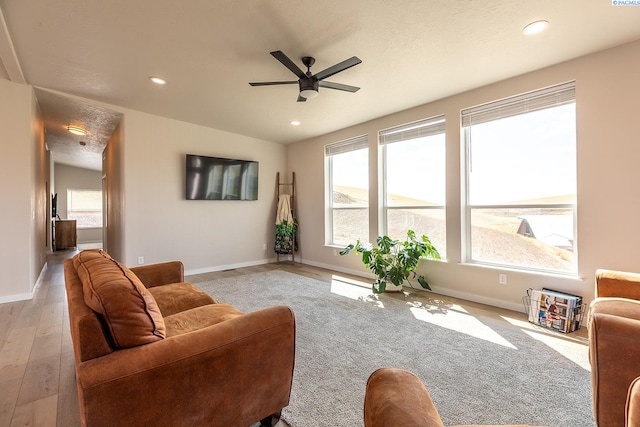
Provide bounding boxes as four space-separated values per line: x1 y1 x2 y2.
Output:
384 282 404 293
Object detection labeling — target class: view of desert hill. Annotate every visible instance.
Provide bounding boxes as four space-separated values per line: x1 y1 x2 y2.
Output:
333 186 574 272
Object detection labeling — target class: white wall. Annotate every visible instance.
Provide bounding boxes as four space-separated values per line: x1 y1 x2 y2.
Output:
287 40 640 311
103 120 125 261
119 109 286 272
0 79 48 302
30 86 48 291
54 163 103 244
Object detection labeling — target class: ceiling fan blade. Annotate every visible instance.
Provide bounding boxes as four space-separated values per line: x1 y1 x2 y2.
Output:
313 56 362 81
297 94 307 102
319 81 360 93
271 51 306 79
249 81 298 86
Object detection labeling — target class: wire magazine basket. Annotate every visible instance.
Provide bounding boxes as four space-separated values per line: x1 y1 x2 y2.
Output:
523 288 585 333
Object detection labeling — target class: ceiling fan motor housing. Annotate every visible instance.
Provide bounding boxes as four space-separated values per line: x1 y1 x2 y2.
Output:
299 78 319 94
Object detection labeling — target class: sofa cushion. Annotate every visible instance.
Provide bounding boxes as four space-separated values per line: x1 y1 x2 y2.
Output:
164 304 244 337
147 282 216 317
73 250 166 348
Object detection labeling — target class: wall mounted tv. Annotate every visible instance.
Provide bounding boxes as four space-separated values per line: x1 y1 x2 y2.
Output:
185 154 259 200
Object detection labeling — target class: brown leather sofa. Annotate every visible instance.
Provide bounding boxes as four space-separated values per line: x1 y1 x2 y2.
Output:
64 249 296 427
364 368 541 427
589 269 640 427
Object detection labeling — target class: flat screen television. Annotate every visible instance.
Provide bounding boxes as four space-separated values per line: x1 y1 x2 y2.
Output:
186 154 259 200
52 193 58 217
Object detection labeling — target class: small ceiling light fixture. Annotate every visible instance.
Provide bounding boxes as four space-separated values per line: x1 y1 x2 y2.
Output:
523 20 549 36
67 125 87 136
149 76 167 85
290 120 301 126
299 89 318 99
299 79 319 99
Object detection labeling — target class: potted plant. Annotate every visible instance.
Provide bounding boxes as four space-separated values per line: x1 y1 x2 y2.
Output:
339 230 441 294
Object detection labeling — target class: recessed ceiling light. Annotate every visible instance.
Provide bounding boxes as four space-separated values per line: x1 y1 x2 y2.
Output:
67 125 87 136
523 20 549 36
290 121 301 126
149 76 167 85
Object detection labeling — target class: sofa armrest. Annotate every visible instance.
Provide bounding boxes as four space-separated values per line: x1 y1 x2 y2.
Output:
130 261 184 287
589 312 640 427
364 368 445 427
75 305 295 427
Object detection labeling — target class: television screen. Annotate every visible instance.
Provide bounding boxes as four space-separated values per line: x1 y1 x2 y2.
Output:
186 154 259 200
52 193 58 217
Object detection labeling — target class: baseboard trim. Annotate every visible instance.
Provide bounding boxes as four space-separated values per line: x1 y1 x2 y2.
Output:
299 259 373 279
185 258 276 276
184 256 526 314
299 258 525 314
428 286 525 313
0 290 34 304
32 261 48 293
0 262 49 303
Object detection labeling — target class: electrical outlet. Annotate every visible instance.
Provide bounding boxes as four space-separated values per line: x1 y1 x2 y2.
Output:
263 243 267 250
138 256 144 265
498 274 507 285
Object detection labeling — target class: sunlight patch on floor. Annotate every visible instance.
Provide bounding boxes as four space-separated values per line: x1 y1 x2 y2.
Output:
500 315 534 329
330 276 385 307
522 329 590 371
410 307 517 348
406 300 470 314
501 315 590 370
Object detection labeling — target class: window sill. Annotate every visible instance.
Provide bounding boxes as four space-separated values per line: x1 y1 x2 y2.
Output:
458 261 582 281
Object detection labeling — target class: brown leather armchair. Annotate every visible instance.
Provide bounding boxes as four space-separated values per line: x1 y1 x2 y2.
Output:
364 368 640 426
589 269 640 427
364 368 541 427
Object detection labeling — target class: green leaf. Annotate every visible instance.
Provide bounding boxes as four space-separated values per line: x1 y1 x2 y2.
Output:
417 275 432 291
339 244 354 256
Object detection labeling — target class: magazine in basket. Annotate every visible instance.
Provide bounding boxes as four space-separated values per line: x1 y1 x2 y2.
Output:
526 288 582 333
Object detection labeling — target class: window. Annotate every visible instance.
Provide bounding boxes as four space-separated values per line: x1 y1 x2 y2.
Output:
325 135 369 246
462 82 576 273
380 116 446 257
67 189 103 228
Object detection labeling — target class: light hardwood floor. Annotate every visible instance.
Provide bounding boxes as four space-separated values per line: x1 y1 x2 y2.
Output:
0 249 589 426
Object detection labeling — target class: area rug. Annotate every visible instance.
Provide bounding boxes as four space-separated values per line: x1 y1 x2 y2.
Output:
195 270 594 427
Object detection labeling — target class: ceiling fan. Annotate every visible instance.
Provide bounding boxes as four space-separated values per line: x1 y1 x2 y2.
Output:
249 50 362 102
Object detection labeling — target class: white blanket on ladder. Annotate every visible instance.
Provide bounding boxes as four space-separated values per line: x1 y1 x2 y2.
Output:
276 194 293 225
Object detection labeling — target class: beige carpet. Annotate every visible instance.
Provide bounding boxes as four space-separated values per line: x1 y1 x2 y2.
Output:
196 270 594 427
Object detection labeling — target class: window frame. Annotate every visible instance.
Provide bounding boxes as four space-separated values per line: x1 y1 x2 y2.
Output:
325 135 369 246
461 81 577 274
67 188 103 229
379 115 447 257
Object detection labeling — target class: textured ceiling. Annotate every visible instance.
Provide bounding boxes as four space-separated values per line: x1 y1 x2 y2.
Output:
1 0 640 171
36 88 122 170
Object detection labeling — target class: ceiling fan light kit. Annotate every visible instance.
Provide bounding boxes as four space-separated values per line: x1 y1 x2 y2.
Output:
299 78 319 99
250 50 361 102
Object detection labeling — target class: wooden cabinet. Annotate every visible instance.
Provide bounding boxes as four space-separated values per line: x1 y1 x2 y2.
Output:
55 220 77 251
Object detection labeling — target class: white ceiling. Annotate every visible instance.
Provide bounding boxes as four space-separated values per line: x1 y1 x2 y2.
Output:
1 1 640 170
